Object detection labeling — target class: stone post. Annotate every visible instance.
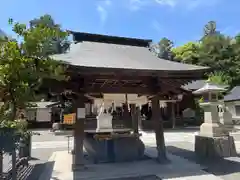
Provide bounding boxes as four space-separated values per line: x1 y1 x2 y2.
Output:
72 95 86 171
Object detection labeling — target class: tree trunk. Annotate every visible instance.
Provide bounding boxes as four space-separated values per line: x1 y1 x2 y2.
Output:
151 96 168 162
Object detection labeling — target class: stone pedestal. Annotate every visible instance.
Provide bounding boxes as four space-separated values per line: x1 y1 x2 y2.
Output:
84 133 145 163
195 102 237 158
195 135 237 158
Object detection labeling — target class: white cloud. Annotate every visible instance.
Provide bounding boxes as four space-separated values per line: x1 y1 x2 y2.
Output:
185 0 220 10
96 0 112 24
97 5 108 24
104 0 112 6
155 0 177 7
128 0 221 11
128 0 150 11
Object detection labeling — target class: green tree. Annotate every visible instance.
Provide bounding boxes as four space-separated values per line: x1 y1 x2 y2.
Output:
157 37 174 60
208 71 228 86
30 14 70 55
0 17 68 122
172 21 238 87
203 21 218 37
229 33 240 86
172 42 200 64
199 33 237 86
0 18 68 177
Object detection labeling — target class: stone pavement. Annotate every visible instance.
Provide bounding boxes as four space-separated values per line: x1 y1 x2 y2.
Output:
28 129 240 179
30 130 197 150
39 147 222 180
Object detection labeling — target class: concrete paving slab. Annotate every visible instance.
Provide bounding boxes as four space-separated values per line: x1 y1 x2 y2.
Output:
39 148 223 180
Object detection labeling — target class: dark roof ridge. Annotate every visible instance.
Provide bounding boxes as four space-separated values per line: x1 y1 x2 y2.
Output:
68 31 152 47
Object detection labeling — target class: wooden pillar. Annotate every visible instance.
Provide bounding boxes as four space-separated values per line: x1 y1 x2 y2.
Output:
123 103 130 128
151 96 168 162
176 102 180 117
172 102 176 129
72 95 86 171
130 104 138 133
85 103 91 116
176 101 183 126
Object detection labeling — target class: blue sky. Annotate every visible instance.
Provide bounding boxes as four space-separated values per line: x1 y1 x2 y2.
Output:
0 0 240 45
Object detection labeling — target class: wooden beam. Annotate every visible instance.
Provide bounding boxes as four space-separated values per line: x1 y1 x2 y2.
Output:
83 86 157 94
67 65 208 79
82 74 150 81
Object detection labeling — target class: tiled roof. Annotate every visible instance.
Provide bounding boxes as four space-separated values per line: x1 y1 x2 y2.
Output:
224 86 240 102
183 80 228 91
52 42 209 72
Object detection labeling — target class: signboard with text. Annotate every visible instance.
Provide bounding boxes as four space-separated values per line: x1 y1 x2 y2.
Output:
63 113 76 124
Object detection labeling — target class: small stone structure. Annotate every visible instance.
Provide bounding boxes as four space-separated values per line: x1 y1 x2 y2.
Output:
52 122 61 131
193 81 237 158
83 94 145 163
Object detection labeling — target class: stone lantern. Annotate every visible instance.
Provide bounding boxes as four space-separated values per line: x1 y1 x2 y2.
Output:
193 81 237 158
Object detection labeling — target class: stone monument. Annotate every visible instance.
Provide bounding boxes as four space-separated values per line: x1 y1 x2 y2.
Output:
194 81 237 158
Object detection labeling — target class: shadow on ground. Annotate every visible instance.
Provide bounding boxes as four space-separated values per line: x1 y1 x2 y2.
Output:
143 126 200 133
25 163 46 180
29 157 39 161
103 175 162 180
167 145 240 177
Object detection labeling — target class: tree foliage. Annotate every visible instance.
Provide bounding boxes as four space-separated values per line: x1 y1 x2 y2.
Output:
152 37 174 60
154 20 240 88
30 14 70 54
208 72 229 86
203 21 218 37
172 42 200 64
0 15 68 123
